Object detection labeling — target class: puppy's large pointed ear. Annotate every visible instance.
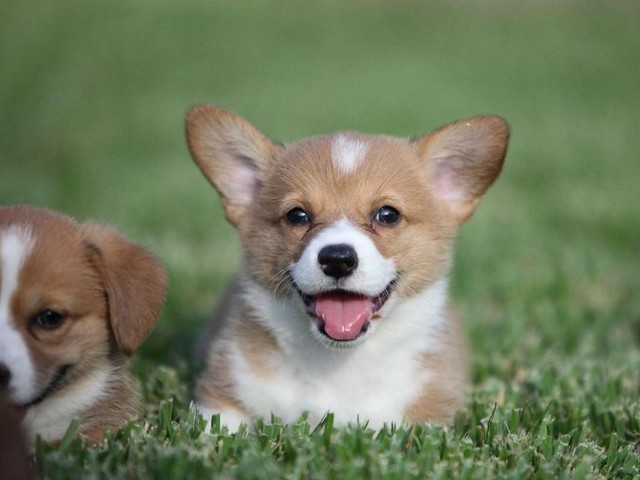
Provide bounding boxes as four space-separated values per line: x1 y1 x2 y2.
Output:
185 105 282 226
414 115 509 223
82 224 168 355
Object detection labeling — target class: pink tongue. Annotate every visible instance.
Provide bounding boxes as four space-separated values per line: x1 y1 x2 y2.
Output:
315 292 374 341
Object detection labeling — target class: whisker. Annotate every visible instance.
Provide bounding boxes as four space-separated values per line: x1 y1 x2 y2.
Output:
267 266 295 299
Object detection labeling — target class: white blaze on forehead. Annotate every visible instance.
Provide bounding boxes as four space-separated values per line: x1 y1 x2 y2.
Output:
291 219 396 296
331 134 368 175
0 226 37 404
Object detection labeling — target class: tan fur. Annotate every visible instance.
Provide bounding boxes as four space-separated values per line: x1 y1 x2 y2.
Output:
405 308 469 422
235 318 282 379
187 105 509 426
82 223 168 355
0 205 167 444
75 360 140 444
195 284 282 411
196 346 246 416
185 105 282 226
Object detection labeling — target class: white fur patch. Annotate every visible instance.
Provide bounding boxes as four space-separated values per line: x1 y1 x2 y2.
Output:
225 276 449 430
22 365 113 445
290 219 396 297
0 226 37 404
331 135 368 175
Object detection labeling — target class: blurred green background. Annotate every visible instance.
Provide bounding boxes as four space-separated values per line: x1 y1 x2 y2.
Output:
1 0 638 382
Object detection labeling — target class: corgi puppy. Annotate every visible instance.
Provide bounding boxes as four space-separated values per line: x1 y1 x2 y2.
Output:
0 205 167 445
186 105 509 431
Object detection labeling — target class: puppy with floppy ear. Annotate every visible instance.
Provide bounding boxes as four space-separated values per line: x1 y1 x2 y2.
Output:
84 223 168 356
187 105 509 431
0 205 167 445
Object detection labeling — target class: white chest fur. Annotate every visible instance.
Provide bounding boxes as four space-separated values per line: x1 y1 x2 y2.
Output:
226 278 449 429
21 365 113 445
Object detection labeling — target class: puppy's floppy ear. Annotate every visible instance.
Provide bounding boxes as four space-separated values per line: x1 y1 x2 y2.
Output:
185 104 282 227
82 224 168 355
414 115 509 223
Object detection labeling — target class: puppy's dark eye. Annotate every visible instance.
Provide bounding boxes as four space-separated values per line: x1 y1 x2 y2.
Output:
285 207 311 226
32 310 65 330
374 206 401 226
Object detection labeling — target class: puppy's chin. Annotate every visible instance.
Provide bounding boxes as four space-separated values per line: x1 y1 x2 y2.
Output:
309 318 374 350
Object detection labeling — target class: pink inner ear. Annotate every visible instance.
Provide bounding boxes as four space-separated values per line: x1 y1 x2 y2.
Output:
431 162 468 206
221 160 261 206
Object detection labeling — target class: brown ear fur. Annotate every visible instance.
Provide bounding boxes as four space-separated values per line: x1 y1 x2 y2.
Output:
82 224 168 355
414 115 510 222
185 104 281 226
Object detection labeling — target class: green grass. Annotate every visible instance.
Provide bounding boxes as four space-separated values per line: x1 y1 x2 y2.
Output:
1 0 639 478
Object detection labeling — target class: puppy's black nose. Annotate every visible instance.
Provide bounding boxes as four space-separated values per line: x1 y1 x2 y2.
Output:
0 363 11 388
318 244 358 279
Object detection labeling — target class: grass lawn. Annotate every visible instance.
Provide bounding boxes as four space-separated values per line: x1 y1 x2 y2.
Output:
1 0 639 478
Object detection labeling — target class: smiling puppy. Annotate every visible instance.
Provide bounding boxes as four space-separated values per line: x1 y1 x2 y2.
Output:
0 205 167 445
187 105 509 430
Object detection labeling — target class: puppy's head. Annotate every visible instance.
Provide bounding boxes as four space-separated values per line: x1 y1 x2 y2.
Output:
186 105 508 347
0 206 167 407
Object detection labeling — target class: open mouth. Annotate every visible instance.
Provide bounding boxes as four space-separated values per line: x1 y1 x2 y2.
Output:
297 282 395 342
